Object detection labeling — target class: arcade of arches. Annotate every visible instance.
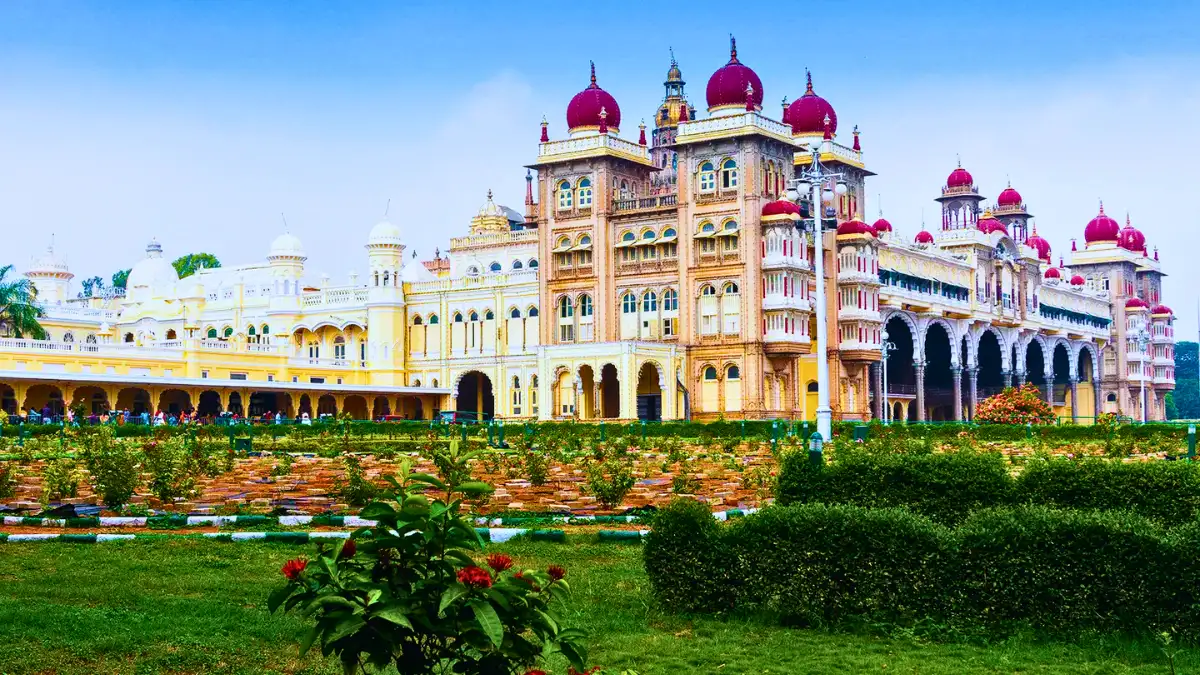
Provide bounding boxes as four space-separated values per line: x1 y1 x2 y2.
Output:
872 315 1100 422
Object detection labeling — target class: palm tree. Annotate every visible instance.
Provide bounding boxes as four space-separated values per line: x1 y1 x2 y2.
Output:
0 264 47 339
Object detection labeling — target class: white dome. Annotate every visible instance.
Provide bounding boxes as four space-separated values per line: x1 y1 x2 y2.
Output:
269 232 305 259
126 239 179 294
478 190 505 217
368 220 403 246
27 243 70 277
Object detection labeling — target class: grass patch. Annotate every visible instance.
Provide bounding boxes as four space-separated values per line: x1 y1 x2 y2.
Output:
0 540 1190 674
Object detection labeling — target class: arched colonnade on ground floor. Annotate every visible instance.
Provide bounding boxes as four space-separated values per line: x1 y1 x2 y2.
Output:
0 380 440 422
871 311 1101 423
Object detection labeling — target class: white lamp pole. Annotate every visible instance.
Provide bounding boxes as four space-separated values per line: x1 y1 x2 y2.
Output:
787 123 845 442
1135 323 1150 423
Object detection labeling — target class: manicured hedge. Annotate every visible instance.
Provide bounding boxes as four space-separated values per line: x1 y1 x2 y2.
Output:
646 499 1195 639
777 449 1200 526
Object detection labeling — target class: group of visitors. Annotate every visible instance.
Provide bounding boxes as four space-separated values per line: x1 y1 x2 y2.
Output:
4 407 319 427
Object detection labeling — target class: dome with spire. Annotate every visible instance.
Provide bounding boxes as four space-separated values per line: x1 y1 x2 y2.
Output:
566 62 621 134
915 229 935 245
997 183 1023 207
368 220 403 247
1044 266 1061 280
761 199 801 219
269 232 306 259
836 218 875 237
1151 304 1173 316
1070 274 1085 286
946 161 974 188
127 238 179 294
705 36 763 112
1117 214 1145 252
872 216 893 234
1084 203 1121 243
1125 297 1148 309
1024 226 1052 262
976 210 1008 236
787 71 837 135
26 240 71 277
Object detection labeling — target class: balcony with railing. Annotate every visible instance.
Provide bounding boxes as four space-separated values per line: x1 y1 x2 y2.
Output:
301 286 370 309
612 193 677 213
677 111 793 143
538 133 652 164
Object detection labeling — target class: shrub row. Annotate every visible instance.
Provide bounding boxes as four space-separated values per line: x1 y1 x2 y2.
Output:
645 499 1200 639
777 449 1200 526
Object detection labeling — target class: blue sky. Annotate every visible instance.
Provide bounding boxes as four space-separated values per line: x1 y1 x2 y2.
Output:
2 1 1199 333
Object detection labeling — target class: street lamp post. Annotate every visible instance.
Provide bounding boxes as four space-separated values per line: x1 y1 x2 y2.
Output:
786 121 846 442
1134 322 1151 423
881 329 897 425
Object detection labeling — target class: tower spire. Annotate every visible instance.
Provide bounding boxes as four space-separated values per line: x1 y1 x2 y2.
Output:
589 61 597 87
805 69 813 95
729 34 738 63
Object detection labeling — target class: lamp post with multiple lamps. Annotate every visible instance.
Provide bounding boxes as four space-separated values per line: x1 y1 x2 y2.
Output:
880 329 897 424
1133 321 1151 423
786 115 847 442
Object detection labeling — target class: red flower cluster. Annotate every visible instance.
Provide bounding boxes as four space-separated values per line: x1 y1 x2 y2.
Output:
340 539 356 559
281 558 307 581
486 553 513 572
457 566 493 589
975 384 1056 425
524 671 548 675
547 565 566 582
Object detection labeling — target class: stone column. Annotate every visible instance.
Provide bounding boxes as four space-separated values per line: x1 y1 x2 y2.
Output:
592 383 601 419
218 389 231 414
1069 377 1079 422
1093 382 1102 418
1016 371 1026 387
968 367 979 421
1002 369 1012 389
915 362 927 422
1044 376 1054 407
951 366 963 422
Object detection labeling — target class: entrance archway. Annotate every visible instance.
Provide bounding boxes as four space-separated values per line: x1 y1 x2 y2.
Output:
884 316 917 415
1077 346 1097 417
249 392 280 418
228 392 244 416
116 387 151 415
636 362 663 421
343 395 369 420
317 395 337 417
372 396 390 420
923 323 954 421
1025 340 1047 395
1052 342 1071 409
26 384 64 419
71 386 109 416
0 384 15 415
599 364 620 419
197 391 222 417
578 365 596 420
159 389 191 415
456 371 494 422
977 331 1004 401
298 394 313 418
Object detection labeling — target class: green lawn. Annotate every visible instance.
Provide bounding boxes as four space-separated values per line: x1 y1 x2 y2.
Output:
0 539 1189 674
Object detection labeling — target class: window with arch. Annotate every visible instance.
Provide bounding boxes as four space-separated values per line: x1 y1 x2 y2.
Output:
661 227 678 258
413 315 423 326
262 325 270 336
576 234 593 266
619 231 637 262
641 229 657 260
466 266 480 276
721 220 740 252
453 312 464 323
699 285 718 335
247 326 256 337
722 282 741 334
698 222 717 253
528 258 539 269
124 332 135 343
662 288 679 336
432 379 438 387
429 314 439 324
62 332 74 343
468 311 479 322
206 328 217 339
720 158 738 189
528 307 539 317
704 366 718 380
808 381 819 393
412 378 421 387
334 335 346 361
559 296 574 318
699 161 716 193
512 260 523 270
223 327 233 338
557 180 573 210
484 310 494 320
619 179 630 200
726 364 741 380
510 307 522 319
558 296 574 342
622 292 637 314
642 291 658 313
511 375 523 415
530 374 539 415
489 261 502 272
579 294 593 317
577 177 593 208
85 334 97 344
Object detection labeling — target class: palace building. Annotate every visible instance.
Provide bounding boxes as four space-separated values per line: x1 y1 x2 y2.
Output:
1 40 1175 422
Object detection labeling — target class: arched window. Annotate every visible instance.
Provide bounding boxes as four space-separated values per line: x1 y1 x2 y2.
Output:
333 335 346 360
413 316 423 325
807 381 819 393
663 289 679 311
721 158 738 189
559 296 574 318
85 334 97 344
248 325 256 336
466 266 480 277
662 227 677 238
453 312 464 323
528 307 539 317
512 260 523 270
468 311 479 322
432 379 439 387
622 292 637 313
489 261 502 272
701 284 717 296
579 294 593 316
223 327 233 338
641 229 658 259
206 328 217 339
528 258 539 269
577 177 593 208
429 314 439 325
557 180 573 210
579 234 591 247
699 161 716 193
642 291 658 312
724 282 740 295
704 366 718 380
698 222 717 253
484 310 494 320
412 379 421 387
619 231 637 261
622 231 636 245
262 324 270 335
722 220 739 252
726 364 741 380
510 307 522 319
124 332 135 343
62 332 74 343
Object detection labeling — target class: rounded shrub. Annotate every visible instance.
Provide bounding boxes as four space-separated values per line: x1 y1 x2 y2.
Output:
643 498 735 613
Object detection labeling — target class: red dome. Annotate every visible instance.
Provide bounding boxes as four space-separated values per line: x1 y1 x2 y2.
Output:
1152 304 1173 315
1083 203 1120 243
1025 231 1052 262
762 200 801 217
1125 297 1148 309
1070 274 1085 286
977 213 1008 236
705 37 764 111
1044 266 1061 280
914 229 934 244
787 71 837 135
946 164 974 188
997 185 1023 207
836 218 874 237
1117 216 1145 252
566 63 621 132
872 217 892 233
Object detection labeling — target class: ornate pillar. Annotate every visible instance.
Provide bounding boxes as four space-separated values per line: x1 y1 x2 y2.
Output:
1002 369 1012 389
218 389 231 414
592 383 601 419
1016 370 1026 387
334 394 346 418
1069 377 1079 422
1044 375 1054 406
915 361 926 422
951 365 963 422
968 367 979 421
1093 382 1102 417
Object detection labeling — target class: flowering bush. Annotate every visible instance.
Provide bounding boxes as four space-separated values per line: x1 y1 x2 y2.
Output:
975 384 1055 425
269 441 590 675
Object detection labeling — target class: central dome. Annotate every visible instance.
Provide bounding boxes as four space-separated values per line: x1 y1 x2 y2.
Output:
997 184 1023 206
705 37 763 112
1083 203 1120 243
566 63 621 133
1117 215 1145 252
269 232 305 259
787 72 837 135
946 162 974 188
368 220 403 246
127 239 179 294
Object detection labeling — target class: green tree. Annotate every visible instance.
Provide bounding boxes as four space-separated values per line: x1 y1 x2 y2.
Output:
0 264 47 339
1171 341 1199 419
111 269 130 290
172 252 221 279
78 275 105 298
